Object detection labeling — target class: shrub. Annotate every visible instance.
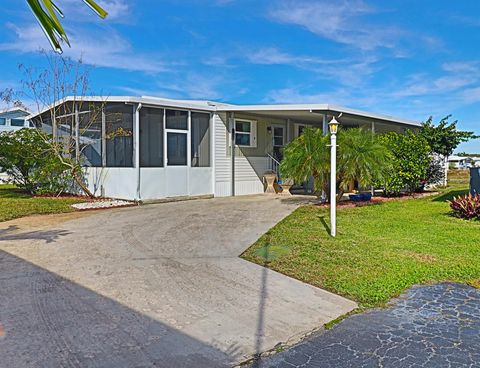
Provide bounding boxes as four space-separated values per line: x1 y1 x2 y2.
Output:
449 194 480 219
0 128 73 195
378 131 431 196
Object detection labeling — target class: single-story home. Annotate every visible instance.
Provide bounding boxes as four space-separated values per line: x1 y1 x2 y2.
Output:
0 107 32 182
0 107 32 133
28 96 420 201
448 155 473 169
471 157 480 167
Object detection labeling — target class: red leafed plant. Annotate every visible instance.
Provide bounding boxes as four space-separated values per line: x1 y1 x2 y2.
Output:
449 194 480 219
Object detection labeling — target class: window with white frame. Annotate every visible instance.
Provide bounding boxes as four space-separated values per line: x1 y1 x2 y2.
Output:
10 119 25 127
234 119 256 147
0 118 5 126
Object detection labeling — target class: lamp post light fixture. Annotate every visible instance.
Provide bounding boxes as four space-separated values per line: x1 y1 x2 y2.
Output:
329 117 340 237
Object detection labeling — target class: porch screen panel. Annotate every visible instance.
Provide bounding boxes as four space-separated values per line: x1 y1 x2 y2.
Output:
79 102 103 167
166 109 188 130
191 112 210 167
105 103 133 167
140 107 164 167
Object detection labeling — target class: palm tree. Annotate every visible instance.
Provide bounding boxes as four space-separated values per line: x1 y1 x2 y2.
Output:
337 128 391 200
280 127 391 201
280 127 330 196
26 0 108 53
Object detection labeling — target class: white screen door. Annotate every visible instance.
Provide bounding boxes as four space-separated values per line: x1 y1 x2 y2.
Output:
165 131 188 197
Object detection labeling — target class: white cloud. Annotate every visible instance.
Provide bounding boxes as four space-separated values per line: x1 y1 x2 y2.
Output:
247 47 343 66
268 0 403 51
119 73 226 100
0 24 167 73
246 47 378 87
391 62 480 98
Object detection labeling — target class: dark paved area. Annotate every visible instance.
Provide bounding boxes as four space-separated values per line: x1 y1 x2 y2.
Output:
253 283 480 368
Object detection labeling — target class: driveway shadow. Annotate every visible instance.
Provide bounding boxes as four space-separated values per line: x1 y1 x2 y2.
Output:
0 225 71 244
0 250 233 367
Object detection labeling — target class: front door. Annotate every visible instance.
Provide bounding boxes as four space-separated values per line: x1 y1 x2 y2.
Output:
166 131 188 197
272 126 285 161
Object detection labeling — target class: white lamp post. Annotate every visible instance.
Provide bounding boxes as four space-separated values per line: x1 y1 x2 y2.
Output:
329 117 340 237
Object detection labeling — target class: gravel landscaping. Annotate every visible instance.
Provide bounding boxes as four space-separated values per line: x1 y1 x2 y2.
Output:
71 200 135 210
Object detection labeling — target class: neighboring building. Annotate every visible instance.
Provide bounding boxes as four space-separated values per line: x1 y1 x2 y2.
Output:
448 155 473 169
29 96 420 201
0 107 32 132
0 107 32 182
470 157 480 167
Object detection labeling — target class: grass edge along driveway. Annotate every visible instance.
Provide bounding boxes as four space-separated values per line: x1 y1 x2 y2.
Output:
242 186 480 308
0 185 84 223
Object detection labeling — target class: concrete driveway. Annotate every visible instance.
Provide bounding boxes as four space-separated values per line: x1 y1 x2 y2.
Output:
0 195 357 367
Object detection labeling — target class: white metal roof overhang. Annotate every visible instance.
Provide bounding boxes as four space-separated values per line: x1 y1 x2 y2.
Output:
217 104 421 128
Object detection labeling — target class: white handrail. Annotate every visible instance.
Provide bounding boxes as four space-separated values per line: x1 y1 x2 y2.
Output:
266 153 281 179
266 152 280 165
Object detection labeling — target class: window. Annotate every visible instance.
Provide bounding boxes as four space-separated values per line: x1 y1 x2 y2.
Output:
191 112 210 167
235 119 256 147
167 132 187 166
11 118 25 127
79 102 103 167
273 127 284 147
272 126 284 160
166 109 188 130
105 103 133 167
140 107 164 167
0 118 5 126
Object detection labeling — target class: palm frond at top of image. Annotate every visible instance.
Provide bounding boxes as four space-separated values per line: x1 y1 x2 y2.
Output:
26 0 108 53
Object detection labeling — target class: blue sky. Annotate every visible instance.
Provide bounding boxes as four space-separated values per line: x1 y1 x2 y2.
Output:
1 0 479 152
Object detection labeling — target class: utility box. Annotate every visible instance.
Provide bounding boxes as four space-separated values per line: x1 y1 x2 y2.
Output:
471 168 480 195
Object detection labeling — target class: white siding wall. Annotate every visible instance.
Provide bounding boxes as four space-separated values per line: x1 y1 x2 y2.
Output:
214 112 232 197
213 112 268 197
85 167 213 200
85 167 137 200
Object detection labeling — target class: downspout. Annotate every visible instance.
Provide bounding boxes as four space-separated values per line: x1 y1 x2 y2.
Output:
135 103 142 202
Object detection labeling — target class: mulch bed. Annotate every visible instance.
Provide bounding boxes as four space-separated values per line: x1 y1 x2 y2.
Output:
316 191 439 209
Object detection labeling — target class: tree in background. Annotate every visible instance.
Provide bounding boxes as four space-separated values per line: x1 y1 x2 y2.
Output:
26 0 107 53
2 53 105 197
337 128 391 200
379 131 431 195
420 116 477 186
0 129 73 194
280 128 330 196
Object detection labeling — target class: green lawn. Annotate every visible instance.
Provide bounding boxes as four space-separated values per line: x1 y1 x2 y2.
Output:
242 186 480 307
0 185 85 222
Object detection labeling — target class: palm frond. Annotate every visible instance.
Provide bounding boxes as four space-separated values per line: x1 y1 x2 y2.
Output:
26 0 108 53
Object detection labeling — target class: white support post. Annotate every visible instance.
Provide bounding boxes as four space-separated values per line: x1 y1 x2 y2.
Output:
101 106 106 168
135 103 142 201
286 118 291 143
230 112 236 197
330 132 337 237
74 103 80 163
